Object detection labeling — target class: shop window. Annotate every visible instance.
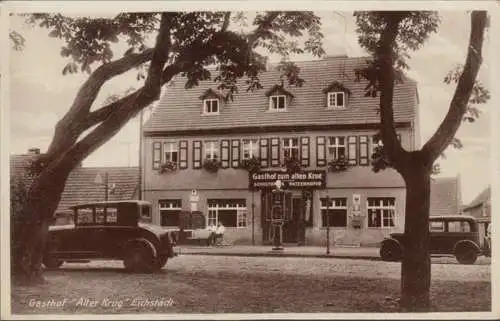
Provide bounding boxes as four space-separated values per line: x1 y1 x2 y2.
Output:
367 197 396 228
159 199 182 227
207 199 247 228
320 198 347 227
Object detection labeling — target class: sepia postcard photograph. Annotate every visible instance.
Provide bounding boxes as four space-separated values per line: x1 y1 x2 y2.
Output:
0 1 498 319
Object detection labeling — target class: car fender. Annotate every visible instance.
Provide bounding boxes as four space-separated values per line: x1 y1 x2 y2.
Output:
453 239 480 254
124 237 158 259
381 237 403 250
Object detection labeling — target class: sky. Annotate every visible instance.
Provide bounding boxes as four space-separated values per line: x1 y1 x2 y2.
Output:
6 10 493 204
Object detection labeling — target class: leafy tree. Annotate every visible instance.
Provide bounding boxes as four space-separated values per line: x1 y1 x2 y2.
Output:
10 11 324 283
354 11 489 311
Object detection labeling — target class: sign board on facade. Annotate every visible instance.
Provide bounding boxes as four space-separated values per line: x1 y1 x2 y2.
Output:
249 170 326 190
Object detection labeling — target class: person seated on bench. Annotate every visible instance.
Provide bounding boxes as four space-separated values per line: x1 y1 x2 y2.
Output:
214 222 225 246
207 223 217 246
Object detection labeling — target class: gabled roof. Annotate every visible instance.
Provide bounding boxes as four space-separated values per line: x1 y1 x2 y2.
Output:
10 154 139 214
430 176 462 216
143 56 418 133
463 186 490 211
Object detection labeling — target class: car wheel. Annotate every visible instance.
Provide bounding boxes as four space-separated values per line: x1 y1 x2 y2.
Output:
43 257 64 269
155 255 168 270
123 240 156 273
455 245 478 264
380 240 402 262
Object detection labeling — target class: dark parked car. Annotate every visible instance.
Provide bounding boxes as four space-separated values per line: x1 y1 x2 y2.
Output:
43 200 177 272
380 215 486 264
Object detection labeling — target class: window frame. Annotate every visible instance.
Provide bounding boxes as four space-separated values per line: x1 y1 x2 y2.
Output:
159 199 182 227
327 91 346 109
269 95 287 111
204 140 220 160
163 141 179 164
203 98 220 115
327 136 347 161
242 139 259 160
367 197 396 228
320 197 348 227
282 137 300 161
207 199 247 228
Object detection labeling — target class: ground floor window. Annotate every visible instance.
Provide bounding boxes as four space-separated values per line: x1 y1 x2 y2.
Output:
159 199 182 227
367 197 396 228
207 199 247 228
320 197 347 227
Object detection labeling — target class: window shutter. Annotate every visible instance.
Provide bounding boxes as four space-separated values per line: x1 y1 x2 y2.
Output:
221 140 230 168
260 138 269 168
347 136 357 165
300 137 310 167
193 140 202 169
179 140 188 169
359 136 369 166
153 141 162 169
270 137 280 167
231 139 240 168
316 136 326 167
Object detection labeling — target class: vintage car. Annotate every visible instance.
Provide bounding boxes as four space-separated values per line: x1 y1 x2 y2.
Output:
380 215 486 264
43 200 177 272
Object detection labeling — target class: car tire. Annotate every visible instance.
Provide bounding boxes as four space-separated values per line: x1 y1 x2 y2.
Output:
380 240 403 262
455 245 478 265
43 257 64 269
123 239 157 273
155 255 168 270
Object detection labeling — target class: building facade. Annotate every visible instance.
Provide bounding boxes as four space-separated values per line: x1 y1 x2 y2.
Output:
462 186 491 246
141 56 420 246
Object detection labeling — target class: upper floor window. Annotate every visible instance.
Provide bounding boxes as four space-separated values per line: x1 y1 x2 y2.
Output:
269 95 286 111
282 137 299 160
204 140 219 160
203 99 219 114
163 142 178 163
327 136 346 161
327 92 345 109
242 139 259 159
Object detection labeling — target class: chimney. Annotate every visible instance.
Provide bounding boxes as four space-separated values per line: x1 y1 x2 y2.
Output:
28 148 40 155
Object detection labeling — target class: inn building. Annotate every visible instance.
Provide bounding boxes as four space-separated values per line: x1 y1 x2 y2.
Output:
141 56 420 246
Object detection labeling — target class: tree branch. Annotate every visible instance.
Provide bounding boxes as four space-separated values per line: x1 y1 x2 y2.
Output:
221 12 231 31
45 48 153 158
377 13 408 169
421 11 487 162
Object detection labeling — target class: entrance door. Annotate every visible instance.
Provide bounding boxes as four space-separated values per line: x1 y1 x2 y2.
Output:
282 197 304 243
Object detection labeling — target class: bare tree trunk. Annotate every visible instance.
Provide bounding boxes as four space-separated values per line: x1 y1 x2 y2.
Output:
399 156 432 311
11 157 74 284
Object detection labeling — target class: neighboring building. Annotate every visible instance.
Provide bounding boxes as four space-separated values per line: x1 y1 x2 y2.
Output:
462 186 491 245
429 175 462 217
10 149 139 224
142 56 420 246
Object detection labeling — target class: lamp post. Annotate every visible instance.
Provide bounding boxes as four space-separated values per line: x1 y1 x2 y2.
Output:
326 195 331 255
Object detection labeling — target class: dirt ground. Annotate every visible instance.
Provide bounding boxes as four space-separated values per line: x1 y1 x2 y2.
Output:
10 255 491 315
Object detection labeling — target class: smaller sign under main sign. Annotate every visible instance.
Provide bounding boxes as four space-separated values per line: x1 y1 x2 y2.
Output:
249 170 326 190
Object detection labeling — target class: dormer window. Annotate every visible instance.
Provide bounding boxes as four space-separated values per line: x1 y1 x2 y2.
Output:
266 84 294 112
327 92 345 109
323 81 351 110
269 95 286 111
203 98 219 114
